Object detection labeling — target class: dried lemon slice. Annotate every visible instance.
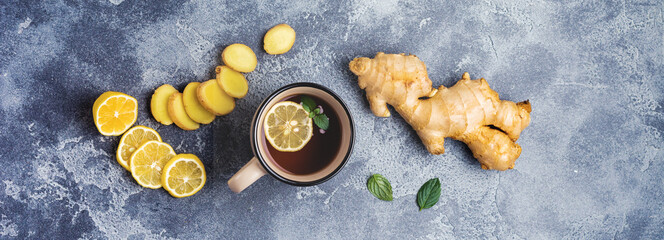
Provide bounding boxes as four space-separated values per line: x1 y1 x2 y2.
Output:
161 154 206 198
116 126 161 170
129 140 176 189
264 101 312 152
92 91 137 136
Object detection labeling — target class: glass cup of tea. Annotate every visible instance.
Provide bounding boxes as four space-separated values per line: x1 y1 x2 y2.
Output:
228 83 354 193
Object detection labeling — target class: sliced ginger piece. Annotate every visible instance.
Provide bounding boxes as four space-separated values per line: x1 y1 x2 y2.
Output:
151 84 178 125
183 82 215 124
216 66 249 99
222 44 257 73
264 24 296 55
168 92 200 130
196 79 235 116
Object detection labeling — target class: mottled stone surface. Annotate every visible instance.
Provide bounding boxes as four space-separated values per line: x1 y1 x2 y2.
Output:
1 0 663 239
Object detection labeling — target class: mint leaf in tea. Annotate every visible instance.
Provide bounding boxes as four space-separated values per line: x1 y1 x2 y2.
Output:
300 96 331 130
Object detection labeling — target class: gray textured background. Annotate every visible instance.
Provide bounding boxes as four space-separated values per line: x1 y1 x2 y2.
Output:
1 0 663 239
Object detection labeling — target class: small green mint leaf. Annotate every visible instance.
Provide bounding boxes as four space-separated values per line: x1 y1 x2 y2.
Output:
313 114 329 130
309 111 315 118
301 96 316 113
417 178 441 211
314 108 320 114
367 174 393 201
301 102 311 113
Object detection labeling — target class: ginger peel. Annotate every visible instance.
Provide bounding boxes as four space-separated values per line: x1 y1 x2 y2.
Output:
349 52 531 170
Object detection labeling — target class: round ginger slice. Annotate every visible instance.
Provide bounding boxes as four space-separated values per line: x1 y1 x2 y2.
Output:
183 82 215 124
151 84 178 125
264 24 296 55
196 79 235 116
168 92 200 131
221 43 257 73
216 66 249 99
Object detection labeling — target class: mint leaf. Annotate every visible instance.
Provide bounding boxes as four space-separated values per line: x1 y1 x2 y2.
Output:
367 174 393 201
313 114 329 130
300 96 331 130
301 96 316 113
417 178 441 211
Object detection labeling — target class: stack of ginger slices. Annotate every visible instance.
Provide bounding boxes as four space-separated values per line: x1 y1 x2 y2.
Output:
151 44 257 130
151 65 251 130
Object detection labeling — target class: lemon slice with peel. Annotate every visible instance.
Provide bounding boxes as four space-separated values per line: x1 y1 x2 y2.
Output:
264 101 313 152
130 140 176 189
117 126 161 170
161 154 206 198
93 91 137 136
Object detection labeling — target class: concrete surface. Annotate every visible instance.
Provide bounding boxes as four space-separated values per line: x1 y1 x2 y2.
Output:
1 0 663 239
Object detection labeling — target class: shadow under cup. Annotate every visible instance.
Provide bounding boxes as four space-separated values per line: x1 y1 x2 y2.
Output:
228 83 354 193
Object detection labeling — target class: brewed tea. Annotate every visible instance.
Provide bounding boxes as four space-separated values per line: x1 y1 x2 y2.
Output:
261 95 342 175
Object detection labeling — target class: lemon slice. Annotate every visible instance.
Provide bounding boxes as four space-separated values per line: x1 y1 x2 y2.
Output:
264 101 313 152
161 154 206 198
92 91 137 136
129 140 176 189
116 126 161 170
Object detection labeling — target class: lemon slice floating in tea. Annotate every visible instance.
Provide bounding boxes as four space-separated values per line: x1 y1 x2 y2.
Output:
264 101 313 152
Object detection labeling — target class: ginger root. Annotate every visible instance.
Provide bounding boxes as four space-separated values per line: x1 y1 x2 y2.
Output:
349 53 531 170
